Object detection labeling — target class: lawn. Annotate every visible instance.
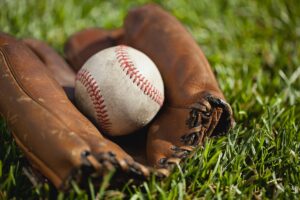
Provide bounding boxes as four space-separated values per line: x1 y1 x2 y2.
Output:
1 0 300 199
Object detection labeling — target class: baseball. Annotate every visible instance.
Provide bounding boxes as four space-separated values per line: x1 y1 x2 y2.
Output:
75 45 164 136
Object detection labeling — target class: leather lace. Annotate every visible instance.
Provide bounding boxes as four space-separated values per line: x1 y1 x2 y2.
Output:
181 103 211 146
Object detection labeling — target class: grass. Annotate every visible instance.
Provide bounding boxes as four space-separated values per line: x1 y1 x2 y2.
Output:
1 0 300 199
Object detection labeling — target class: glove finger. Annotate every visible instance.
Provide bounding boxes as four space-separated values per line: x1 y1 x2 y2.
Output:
0 35 94 189
64 28 125 72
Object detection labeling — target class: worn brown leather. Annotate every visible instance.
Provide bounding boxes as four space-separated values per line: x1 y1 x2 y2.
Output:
22 38 76 101
0 33 150 190
64 4 234 175
124 4 233 173
65 28 124 72
23 39 75 87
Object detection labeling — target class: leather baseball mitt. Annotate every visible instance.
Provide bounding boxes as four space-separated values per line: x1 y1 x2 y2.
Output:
0 3 233 189
65 4 234 176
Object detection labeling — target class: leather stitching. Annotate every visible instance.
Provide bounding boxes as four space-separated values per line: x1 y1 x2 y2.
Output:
76 69 112 133
115 45 164 106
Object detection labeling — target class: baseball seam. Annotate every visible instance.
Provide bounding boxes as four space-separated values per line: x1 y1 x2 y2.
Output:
115 45 164 106
76 69 112 132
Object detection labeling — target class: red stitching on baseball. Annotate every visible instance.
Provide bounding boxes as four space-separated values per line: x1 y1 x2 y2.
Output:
76 69 112 132
115 45 164 106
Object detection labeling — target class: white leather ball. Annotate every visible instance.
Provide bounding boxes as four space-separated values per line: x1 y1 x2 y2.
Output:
75 45 164 136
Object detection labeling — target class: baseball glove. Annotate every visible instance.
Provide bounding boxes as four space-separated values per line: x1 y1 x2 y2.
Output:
65 4 234 175
0 3 233 190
